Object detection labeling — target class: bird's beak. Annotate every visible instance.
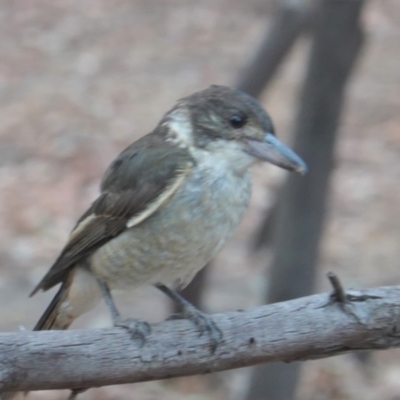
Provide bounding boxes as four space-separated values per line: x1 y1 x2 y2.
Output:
243 133 307 175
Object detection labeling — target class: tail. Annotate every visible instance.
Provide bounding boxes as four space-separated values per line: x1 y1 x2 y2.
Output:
34 282 72 331
2 268 103 400
33 267 101 331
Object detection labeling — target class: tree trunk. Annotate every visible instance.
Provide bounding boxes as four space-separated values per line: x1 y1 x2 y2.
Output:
236 0 312 97
246 1 365 399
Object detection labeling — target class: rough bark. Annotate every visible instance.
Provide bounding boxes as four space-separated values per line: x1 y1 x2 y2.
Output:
1 285 400 393
247 1 366 399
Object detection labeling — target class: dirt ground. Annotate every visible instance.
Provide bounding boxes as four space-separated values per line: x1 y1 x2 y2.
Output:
1 0 400 399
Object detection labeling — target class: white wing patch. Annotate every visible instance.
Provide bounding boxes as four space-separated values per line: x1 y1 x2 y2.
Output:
126 162 192 228
69 214 96 241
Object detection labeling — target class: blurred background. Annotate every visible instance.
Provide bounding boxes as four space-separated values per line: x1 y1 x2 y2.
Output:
1 0 400 399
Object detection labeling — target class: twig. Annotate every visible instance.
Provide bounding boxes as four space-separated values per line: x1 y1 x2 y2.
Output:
327 271 347 303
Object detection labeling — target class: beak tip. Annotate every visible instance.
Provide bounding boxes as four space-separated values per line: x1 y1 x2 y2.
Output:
296 163 308 176
244 134 308 175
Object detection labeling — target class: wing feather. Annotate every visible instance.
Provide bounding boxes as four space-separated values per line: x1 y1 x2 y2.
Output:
31 135 194 295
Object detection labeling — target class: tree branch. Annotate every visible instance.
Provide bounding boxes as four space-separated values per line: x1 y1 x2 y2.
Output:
235 0 313 97
1 285 400 393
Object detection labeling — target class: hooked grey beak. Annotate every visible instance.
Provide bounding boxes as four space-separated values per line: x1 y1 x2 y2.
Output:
244 133 307 175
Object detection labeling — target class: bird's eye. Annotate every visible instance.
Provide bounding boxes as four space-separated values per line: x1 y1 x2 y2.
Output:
229 113 247 129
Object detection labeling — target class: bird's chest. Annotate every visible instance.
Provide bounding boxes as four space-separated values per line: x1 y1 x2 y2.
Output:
168 160 252 252
148 159 251 285
91 157 252 289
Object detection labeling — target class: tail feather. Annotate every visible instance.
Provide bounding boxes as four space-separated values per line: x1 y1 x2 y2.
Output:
3 268 101 399
34 282 71 331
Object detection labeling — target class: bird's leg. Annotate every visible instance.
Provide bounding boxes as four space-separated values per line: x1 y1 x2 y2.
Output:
156 284 222 352
97 279 151 345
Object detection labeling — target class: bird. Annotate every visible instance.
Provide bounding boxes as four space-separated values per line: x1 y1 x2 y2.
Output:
1 85 306 400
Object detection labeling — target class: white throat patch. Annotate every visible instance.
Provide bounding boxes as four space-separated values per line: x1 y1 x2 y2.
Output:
163 109 194 149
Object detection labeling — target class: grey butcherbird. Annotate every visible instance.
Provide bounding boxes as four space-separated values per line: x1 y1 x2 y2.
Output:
31 85 307 350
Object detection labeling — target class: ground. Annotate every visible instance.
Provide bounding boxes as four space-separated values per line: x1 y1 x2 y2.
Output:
1 0 400 399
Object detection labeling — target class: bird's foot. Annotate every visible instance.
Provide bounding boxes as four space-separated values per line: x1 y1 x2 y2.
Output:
171 305 223 352
156 284 222 352
114 316 151 346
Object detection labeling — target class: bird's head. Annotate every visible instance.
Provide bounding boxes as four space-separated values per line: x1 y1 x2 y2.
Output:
161 85 307 175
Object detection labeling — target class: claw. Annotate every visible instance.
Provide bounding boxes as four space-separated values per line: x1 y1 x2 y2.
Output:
166 313 184 321
156 284 223 352
180 305 223 353
114 317 151 346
